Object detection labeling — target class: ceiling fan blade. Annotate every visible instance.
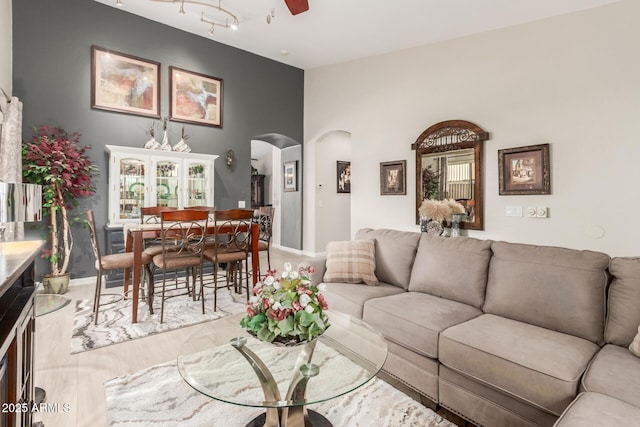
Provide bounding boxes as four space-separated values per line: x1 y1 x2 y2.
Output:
284 0 309 15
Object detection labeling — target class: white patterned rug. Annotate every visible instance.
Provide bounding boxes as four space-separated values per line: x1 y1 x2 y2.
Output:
104 360 454 427
71 283 247 354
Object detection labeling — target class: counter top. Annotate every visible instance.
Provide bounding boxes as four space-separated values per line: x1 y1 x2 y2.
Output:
0 240 44 298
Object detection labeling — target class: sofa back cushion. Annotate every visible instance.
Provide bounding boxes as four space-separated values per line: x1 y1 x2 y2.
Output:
483 241 610 344
355 228 421 289
605 257 640 346
408 234 493 309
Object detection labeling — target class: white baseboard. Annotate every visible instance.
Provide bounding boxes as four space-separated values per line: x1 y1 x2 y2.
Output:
272 244 324 258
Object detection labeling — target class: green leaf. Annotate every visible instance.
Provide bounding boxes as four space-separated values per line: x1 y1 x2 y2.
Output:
257 324 276 342
278 316 294 335
247 313 266 330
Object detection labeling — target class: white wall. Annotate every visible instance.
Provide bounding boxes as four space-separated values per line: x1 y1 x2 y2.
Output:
0 0 11 94
314 130 351 252
304 0 640 257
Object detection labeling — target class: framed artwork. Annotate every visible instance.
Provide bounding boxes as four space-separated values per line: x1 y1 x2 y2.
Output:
91 45 160 118
283 160 298 192
169 66 223 128
498 144 551 195
337 161 351 193
380 160 406 195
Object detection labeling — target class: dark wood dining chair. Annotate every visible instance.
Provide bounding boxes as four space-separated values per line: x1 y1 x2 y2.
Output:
202 209 254 311
151 209 208 323
85 209 154 324
140 206 178 257
254 206 275 273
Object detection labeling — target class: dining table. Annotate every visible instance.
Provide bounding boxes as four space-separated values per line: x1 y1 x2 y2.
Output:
123 221 259 323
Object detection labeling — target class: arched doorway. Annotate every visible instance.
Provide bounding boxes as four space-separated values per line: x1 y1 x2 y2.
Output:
251 133 302 251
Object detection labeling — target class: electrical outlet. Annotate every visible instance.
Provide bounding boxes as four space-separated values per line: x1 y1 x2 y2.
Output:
536 207 548 218
238 200 246 208
526 207 537 218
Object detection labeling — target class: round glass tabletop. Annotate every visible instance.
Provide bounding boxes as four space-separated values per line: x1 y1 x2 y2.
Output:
35 293 71 317
177 310 388 409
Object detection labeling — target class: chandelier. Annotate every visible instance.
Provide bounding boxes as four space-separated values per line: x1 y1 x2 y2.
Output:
115 0 277 35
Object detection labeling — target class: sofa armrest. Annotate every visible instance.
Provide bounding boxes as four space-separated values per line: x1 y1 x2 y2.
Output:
306 256 327 286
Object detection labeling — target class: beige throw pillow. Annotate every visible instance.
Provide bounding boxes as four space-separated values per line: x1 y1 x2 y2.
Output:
323 239 378 286
630 325 640 357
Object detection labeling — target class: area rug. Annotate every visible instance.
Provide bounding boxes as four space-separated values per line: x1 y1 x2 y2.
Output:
104 359 454 427
71 282 247 354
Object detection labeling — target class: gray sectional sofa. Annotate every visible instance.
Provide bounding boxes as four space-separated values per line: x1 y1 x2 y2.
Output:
308 228 640 427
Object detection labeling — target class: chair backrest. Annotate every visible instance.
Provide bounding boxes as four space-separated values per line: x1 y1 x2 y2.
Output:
159 209 209 260
257 206 275 243
189 205 216 222
85 209 103 270
140 206 178 224
213 209 254 254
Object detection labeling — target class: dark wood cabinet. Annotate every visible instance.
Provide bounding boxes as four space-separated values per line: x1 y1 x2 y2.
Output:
0 241 40 427
251 174 265 209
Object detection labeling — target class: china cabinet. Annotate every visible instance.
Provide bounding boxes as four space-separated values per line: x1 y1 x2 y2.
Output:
251 174 265 209
105 145 218 225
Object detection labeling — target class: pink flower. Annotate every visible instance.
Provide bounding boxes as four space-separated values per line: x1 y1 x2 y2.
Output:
292 301 302 311
308 266 315 274
317 294 328 311
246 306 255 317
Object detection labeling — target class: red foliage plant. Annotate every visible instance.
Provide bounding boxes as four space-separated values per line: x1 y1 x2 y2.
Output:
22 125 99 276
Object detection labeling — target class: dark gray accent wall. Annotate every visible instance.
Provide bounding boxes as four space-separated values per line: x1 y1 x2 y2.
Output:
13 0 303 279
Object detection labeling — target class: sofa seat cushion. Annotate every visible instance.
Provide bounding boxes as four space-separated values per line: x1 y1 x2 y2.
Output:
581 344 640 408
363 292 481 359
355 228 421 289
322 282 404 318
440 314 600 416
554 392 640 426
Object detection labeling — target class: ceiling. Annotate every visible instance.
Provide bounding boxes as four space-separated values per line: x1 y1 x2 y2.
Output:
93 0 619 69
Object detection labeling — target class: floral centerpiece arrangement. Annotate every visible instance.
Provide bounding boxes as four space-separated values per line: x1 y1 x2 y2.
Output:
240 263 330 345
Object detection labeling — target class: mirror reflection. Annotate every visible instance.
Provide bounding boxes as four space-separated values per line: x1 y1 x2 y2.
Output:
421 149 476 222
413 120 489 230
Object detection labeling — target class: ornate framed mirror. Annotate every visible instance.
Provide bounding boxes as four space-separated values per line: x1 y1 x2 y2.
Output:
411 120 489 230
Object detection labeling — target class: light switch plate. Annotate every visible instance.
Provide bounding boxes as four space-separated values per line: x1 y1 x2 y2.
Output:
505 206 522 217
238 200 246 208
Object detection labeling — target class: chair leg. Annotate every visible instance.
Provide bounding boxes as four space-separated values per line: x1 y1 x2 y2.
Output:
244 259 250 302
267 247 271 271
160 273 167 324
199 264 205 315
213 262 218 312
146 265 154 315
94 271 103 325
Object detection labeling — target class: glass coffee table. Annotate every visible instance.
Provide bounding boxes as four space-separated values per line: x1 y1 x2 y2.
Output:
178 311 387 427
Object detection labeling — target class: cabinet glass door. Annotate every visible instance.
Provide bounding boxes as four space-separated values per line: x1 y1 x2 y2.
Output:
186 162 210 207
119 158 146 220
156 160 180 208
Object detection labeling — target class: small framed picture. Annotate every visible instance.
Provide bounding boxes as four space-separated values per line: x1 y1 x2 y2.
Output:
283 160 297 192
91 45 160 118
380 160 406 195
337 161 351 193
169 66 223 128
498 144 551 195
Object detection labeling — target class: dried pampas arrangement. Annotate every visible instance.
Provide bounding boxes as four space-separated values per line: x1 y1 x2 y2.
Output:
419 199 465 223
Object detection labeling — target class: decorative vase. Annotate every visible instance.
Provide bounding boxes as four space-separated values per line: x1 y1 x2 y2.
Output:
450 213 468 238
421 218 444 235
248 330 315 347
42 273 70 294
